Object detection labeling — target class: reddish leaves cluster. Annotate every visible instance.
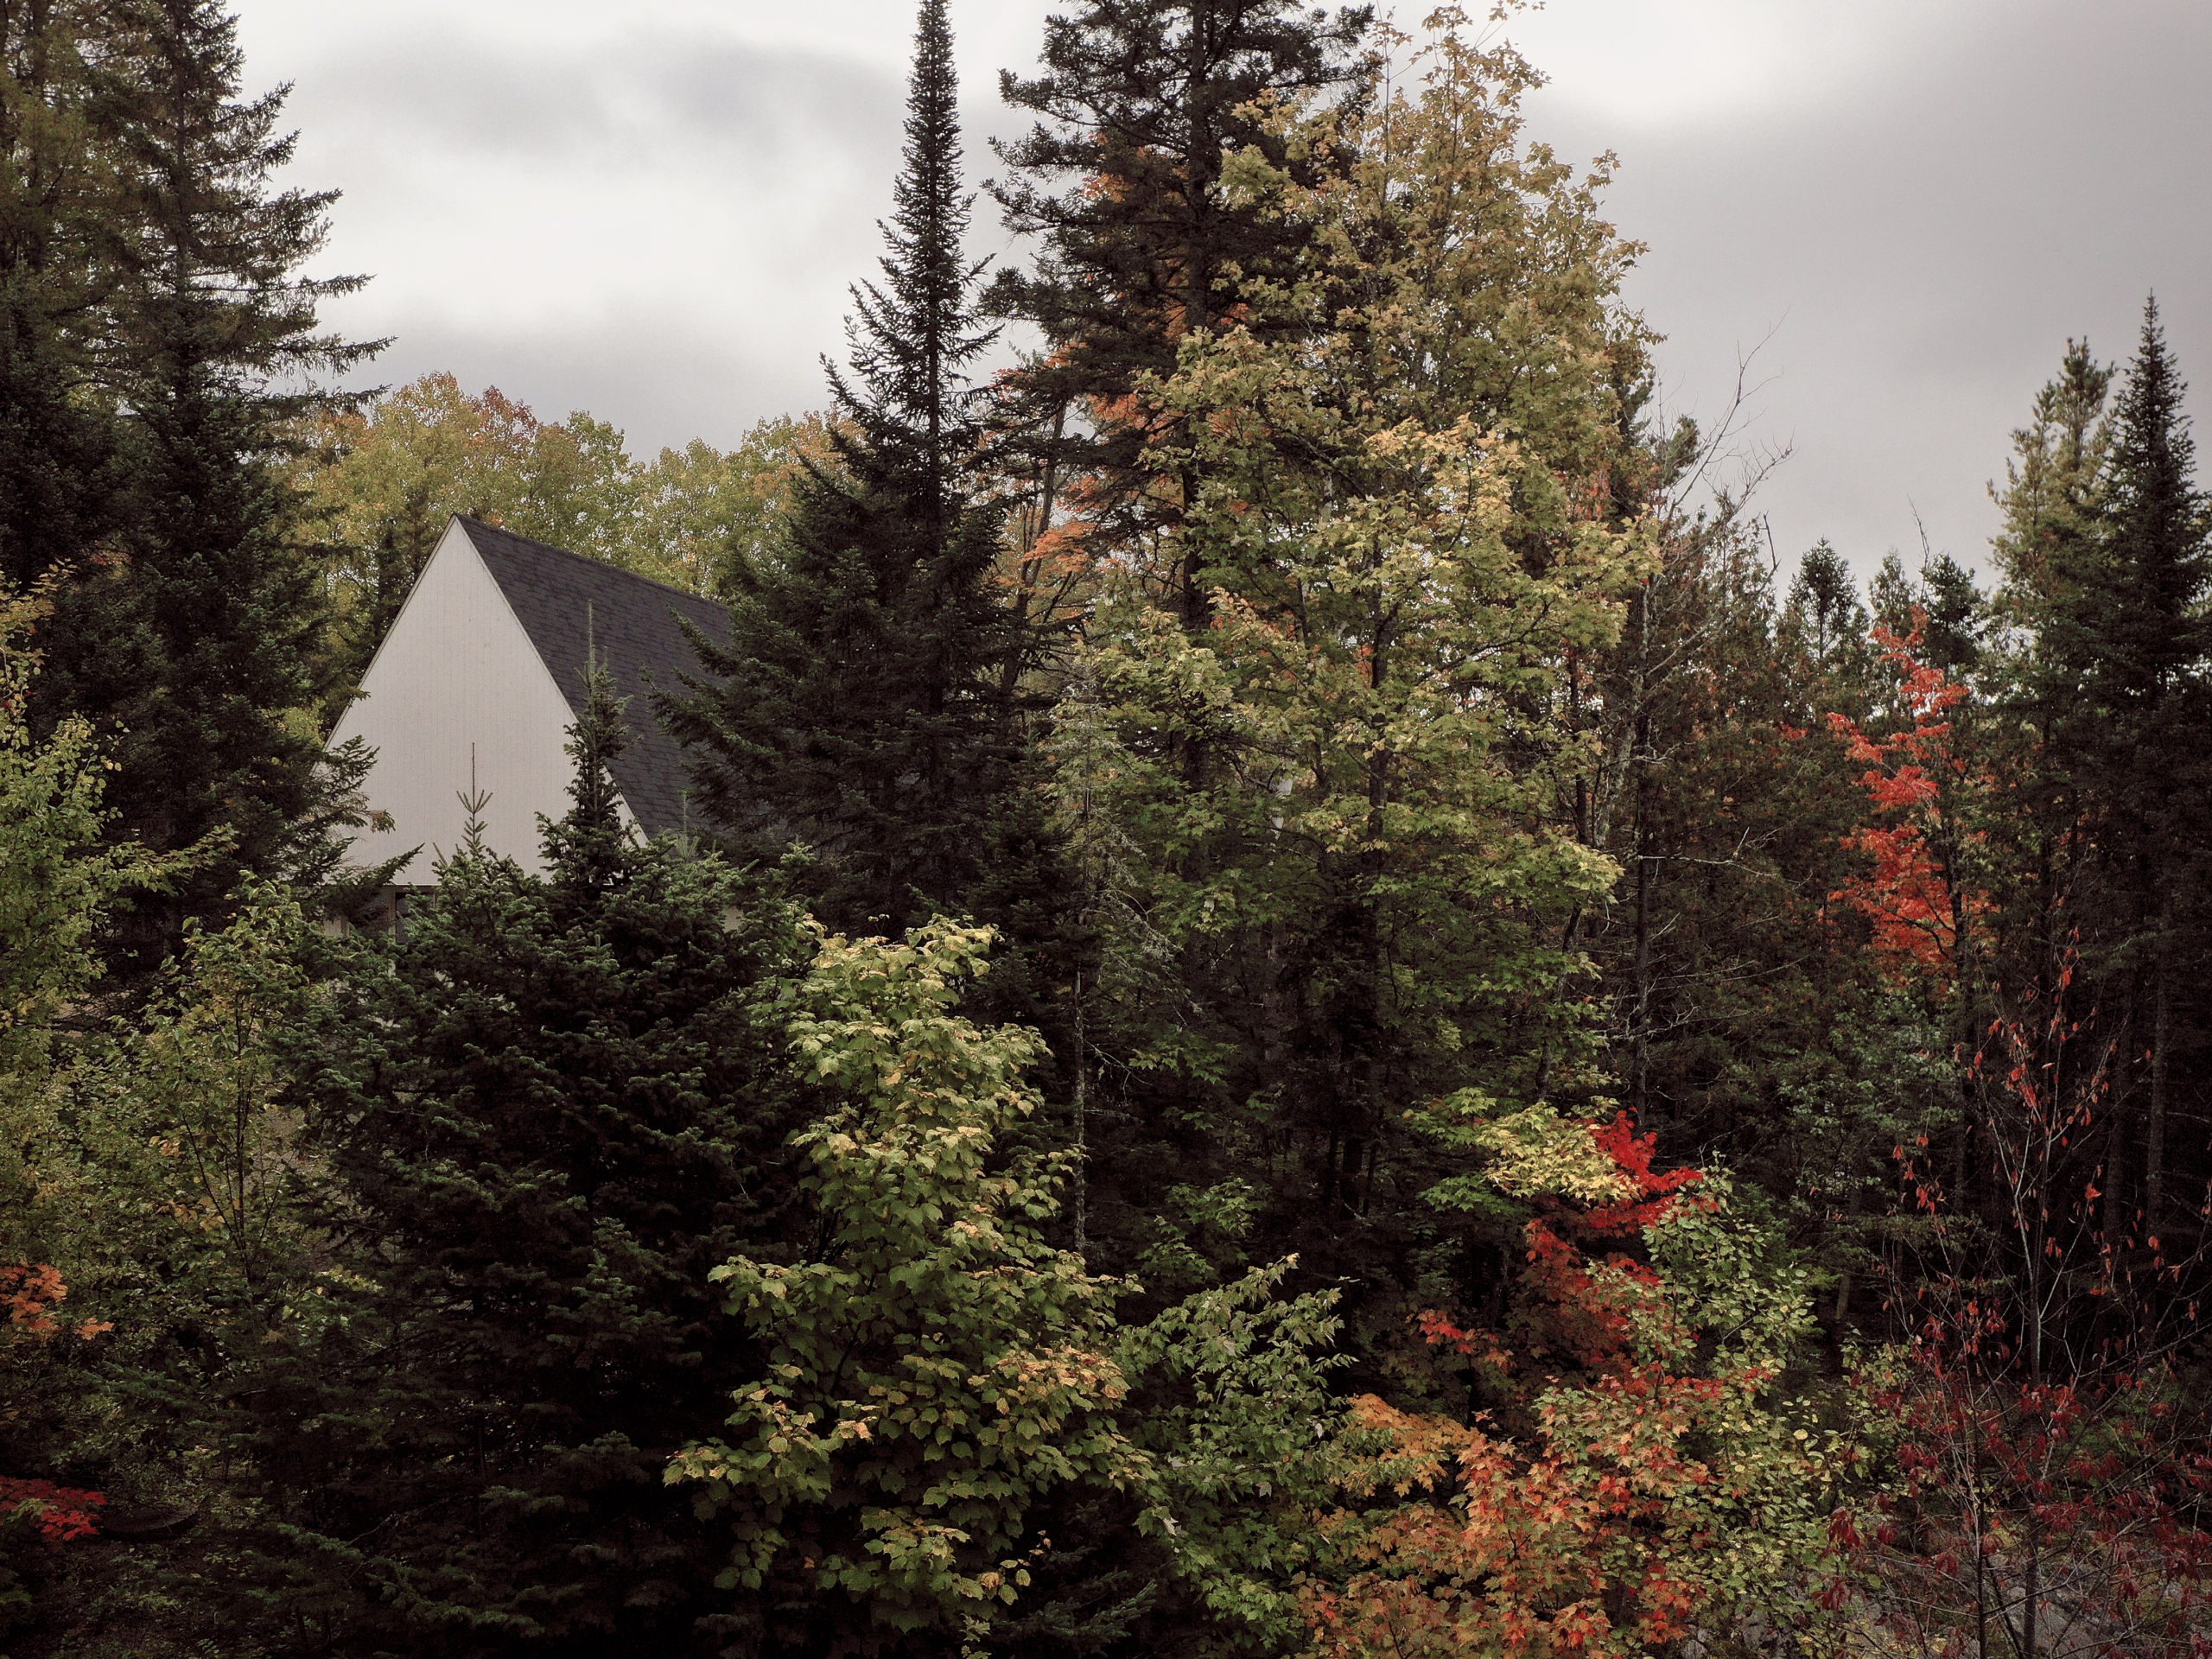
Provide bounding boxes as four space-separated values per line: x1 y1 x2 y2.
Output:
1583 1113 1703 1237
1 1266 111 1550
1520 1115 1704 1370
1849 1357 2212 1657
1306 1116 1778 1657
2 1262 111 1343
1844 980 2212 1656
1823 624 1983 980
0 1478 105 1545
1306 1394 1710 1657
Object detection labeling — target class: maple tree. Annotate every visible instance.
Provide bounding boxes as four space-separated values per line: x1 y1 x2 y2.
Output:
1051 6 1655 1306
671 920 1148 1655
0 1479 102 1548
1306 1109 1849 1657
0 589 137 1640
1826 622 1986 988
674 914 1349 1659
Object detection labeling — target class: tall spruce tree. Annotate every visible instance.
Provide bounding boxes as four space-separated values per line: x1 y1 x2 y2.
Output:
664 0 1020 940
226 672 811 1657
43 0 375 968
0 3 125 609
2052 301 2211 1228
1986 339 2114 1004
1782 541 1874 683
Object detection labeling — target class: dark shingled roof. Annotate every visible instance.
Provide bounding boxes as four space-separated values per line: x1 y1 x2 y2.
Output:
458 517 728 841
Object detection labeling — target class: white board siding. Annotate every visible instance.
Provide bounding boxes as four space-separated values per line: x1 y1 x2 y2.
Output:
329 518 637 881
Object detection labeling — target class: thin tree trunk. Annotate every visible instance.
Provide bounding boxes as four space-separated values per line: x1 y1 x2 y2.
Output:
1071 969 1087 1258
2145 884 2174 1231
1831 1183 1862 1328
1629 711 1653 1123
1000 399 1065 702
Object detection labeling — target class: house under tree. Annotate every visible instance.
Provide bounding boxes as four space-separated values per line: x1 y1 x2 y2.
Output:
331 516 726 901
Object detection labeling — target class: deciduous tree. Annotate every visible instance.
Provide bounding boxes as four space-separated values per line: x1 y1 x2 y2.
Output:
1056 11 1650 1294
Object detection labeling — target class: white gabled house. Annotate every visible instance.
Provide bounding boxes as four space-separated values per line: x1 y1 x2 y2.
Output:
330 516 727 906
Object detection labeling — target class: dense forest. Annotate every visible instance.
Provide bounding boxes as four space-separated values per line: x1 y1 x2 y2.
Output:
4 1 2211 1656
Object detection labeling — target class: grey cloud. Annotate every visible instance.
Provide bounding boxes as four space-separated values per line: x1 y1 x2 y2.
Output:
286 16 1045 457
1531 0 2212 578
344 308 826 457
301 29 904 169
274 0 2212 587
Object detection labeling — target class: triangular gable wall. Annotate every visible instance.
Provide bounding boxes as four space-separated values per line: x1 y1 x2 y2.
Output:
330 518 638 881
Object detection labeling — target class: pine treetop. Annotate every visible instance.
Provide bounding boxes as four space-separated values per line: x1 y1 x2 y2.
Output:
663 0 1031 938
543 660 634 898
833 0 995 505
2084 297 2210 709
988 0 1374 450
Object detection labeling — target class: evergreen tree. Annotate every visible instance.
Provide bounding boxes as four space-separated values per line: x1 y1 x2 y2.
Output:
990 0 1371 592
1984 339 2113 1004
1916 551 1986 678
2050 301 2211 1227
1993 340 2114 599
1782 541 1874 687
0 3 125 611
664 0 1021 939
42 0 375 968
1563 500 1924 1319
229 674 811 1657
2090 302 2209 721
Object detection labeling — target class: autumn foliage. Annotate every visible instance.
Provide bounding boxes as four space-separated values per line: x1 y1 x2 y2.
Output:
1305 1113 1847 1657
1825 624 1983 982
3 1263 110 1345
1836 981 2212 1657
0 1481 102 1548
1 1271 105 1599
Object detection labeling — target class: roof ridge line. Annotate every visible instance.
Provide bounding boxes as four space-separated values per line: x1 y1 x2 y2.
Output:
454 514 725 608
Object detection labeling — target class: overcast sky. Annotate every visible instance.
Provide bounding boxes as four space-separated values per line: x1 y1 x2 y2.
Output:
232 0 2212 582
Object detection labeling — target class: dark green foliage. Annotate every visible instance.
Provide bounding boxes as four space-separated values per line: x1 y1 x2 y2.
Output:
1916 552 1986 677
2 0 376 972
2088 300 2211 712
1782 540 1875 684
230 676 811 1656
989 0 1372 553
1982 338 2114 1007
16 0 2212 1646
0 7 128 657
1578 522 1929 1319
2031 302 2212 1228
664 0 1025 941
86 0 376 963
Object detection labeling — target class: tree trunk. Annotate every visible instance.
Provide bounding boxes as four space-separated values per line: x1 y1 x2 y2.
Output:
1629 711 1653 1123
2145 883 2174 1232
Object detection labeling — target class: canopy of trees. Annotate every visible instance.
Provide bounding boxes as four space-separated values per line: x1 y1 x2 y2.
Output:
4 3 2210 1657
